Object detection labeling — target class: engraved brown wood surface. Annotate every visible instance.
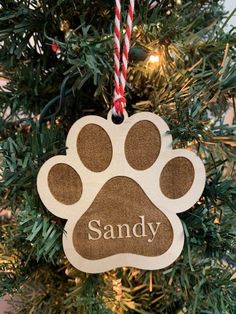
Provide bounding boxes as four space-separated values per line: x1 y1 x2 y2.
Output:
48 163 82 205
73 176 173 259
160 157 195 199
77 124 112 172
125 120 161 170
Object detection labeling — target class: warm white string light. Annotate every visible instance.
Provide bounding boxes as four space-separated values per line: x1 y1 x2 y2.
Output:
148 54 160 63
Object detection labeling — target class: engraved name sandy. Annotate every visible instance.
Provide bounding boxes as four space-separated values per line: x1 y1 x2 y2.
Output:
88 215 161 243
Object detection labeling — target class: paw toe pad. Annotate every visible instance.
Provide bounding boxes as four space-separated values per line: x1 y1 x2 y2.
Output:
77 124 112 172
160 157 195 199
125 120 161 170
48 163 82 205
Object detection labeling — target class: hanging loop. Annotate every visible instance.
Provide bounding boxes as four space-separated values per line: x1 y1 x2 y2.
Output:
113 0 135 116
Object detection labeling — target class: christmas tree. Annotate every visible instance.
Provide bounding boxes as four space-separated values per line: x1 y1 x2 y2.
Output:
0 0 236 313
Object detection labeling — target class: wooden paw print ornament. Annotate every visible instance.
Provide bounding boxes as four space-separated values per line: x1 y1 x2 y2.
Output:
37 111 206 273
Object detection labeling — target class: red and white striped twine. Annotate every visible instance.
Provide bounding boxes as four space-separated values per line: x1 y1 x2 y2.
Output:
113 0 135 116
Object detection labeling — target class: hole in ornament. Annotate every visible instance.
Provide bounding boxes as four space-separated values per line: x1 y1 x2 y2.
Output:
48 163 82 205
160 157 195 199
111 113 124 124
77 124 112 172
125 120 161 170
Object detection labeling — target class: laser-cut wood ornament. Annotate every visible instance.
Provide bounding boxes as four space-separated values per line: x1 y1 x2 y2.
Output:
37 111 206 273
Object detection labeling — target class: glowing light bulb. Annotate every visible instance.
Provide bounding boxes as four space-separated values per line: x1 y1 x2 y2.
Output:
148 54 160 63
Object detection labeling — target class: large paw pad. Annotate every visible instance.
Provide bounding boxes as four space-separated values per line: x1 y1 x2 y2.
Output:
37 111 205 273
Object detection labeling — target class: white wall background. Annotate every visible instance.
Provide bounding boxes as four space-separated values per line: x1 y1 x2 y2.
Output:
224 0 236 29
